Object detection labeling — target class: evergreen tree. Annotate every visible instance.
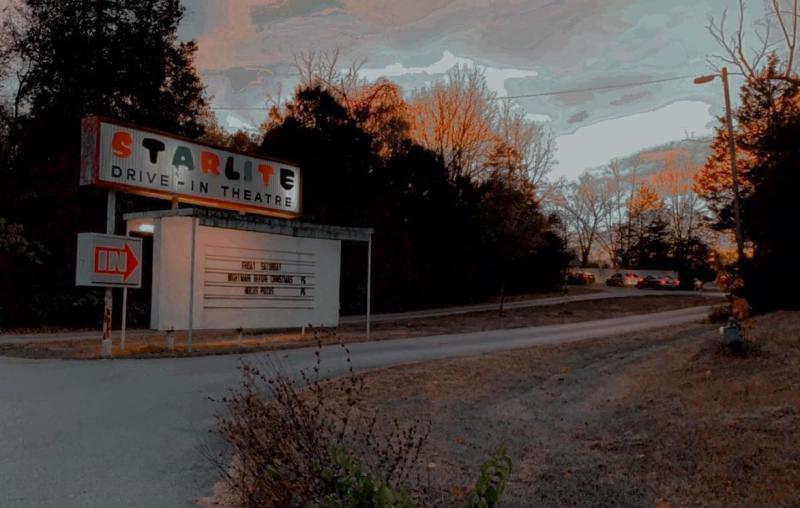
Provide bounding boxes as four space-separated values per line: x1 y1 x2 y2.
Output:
0 0 208 327
696 56 800 310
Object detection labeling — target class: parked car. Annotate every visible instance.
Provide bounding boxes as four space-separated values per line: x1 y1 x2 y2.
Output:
566 271 596 285
605 272 641 287
636 275 681 290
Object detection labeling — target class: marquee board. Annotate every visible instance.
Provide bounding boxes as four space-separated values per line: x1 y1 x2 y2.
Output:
150 216 340 330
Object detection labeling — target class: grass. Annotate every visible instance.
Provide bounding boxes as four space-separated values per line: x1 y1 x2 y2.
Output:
318 310 800 506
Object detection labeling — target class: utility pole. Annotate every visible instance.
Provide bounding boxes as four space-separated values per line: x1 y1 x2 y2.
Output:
720 67 746 269
694 67 746 270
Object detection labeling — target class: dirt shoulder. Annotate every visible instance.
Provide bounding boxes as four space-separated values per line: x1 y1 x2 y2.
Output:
334 311 800 507
0 294 717 360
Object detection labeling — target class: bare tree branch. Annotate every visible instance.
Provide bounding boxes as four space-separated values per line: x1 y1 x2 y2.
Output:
708 0 800 79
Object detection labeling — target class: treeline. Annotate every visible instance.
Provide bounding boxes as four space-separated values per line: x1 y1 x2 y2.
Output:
550 152 716 288
251 56 570 313
0 2 569 328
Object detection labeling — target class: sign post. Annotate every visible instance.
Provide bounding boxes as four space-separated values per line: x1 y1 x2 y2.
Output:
120 220 130 351
76 230 143 357
187 217 197 352
103 191 116 357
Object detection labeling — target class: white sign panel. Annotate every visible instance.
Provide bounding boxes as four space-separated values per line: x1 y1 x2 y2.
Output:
150 217 340 330
203 248 316 310
80 116 301 218
76 233 143 288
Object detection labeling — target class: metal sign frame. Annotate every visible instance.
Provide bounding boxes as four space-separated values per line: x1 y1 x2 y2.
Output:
79 116 302 219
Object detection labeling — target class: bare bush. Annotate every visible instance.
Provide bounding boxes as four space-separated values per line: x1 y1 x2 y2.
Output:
211 333 513 508
212 340 430 507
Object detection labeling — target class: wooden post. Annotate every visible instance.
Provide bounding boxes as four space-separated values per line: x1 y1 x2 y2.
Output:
721 67 746 269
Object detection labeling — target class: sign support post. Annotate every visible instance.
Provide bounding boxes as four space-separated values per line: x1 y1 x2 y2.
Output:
101 190 116 358
187 217 197 352
120 220 129 351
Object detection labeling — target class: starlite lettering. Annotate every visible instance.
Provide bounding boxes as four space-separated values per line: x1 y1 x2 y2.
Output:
84 117 301 217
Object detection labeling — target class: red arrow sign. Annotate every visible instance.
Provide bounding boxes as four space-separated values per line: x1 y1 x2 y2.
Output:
93 242 140 281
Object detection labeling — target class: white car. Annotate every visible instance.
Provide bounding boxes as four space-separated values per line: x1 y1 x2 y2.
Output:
605 272 642 288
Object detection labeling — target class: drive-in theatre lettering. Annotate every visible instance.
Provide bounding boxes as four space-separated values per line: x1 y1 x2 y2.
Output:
80 116 301 217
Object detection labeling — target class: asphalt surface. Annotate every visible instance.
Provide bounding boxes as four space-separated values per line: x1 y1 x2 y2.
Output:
341 286 720 324
0 287 721 344
0 305 712 508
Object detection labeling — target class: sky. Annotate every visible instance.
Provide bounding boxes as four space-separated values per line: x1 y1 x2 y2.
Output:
177 0 761 180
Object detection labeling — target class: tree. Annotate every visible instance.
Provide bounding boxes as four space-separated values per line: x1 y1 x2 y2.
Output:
291 50 411 158
0 0 209 327
409 65 497 180
486 101 555 190
722 58 800 310
645 151 708 256
9 0 208 135
554 173 612 267
596 159 638 268
696 57 798 234
260 83 568 316
476 175 546 314
708 0 800 84
260 86 377 226
626 215 672 269
704 2 800 309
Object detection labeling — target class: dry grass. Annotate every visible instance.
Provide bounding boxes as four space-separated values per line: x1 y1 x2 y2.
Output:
323 311 800 507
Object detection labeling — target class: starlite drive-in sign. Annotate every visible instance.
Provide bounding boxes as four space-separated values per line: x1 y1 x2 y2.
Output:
76 233 143 288
80 116 301 218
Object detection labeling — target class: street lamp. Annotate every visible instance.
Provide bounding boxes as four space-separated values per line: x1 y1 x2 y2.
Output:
694 66 746 269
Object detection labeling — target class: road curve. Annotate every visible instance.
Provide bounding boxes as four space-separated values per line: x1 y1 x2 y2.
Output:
0 305 712 508
341 288 720 324
0 288 721 344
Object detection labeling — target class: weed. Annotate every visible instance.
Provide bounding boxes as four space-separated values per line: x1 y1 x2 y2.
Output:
211 330 512 507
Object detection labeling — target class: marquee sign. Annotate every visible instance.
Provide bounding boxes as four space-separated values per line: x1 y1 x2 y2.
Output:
149 217 341 330
80 116 301 218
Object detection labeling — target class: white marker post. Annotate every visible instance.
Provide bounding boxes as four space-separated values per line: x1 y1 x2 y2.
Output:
187 217 197 352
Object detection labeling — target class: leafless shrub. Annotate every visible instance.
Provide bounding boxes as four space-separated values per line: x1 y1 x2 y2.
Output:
211 333 432 507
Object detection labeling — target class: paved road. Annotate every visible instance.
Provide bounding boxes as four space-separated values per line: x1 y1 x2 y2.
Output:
0 305 712 508
0 288 721 344
341 287 720 324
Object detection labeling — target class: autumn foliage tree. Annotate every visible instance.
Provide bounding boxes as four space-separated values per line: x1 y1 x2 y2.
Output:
260 83 569 313
696 54 800 310
409 65 555 186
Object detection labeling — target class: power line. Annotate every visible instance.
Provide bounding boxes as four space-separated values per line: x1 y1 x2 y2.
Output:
208 74 697 111
211 107 274 111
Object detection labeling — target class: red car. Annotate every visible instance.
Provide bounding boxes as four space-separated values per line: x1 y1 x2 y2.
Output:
566 271 596 285
636 275 681 290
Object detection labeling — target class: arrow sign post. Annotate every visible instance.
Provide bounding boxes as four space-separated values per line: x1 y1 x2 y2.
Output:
76 233 143 288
